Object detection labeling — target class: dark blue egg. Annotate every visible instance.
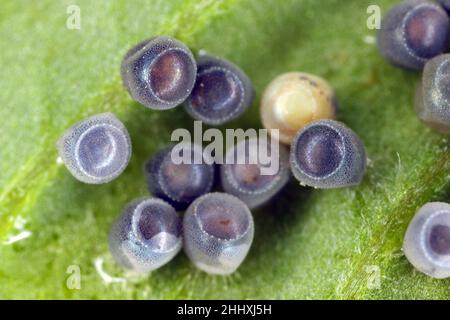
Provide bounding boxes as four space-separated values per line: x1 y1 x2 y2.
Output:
57 112 131 184
184 55 254 125
109 197 182 274
403 202 450 279
144 143 215 210
290 120 366 189
121 36 197 110
221 137 290 209
183 192 254 275
415 54 450 134
377 0 449 70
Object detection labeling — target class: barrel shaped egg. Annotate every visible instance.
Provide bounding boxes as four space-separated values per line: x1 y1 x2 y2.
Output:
261 72 337 145
121 36 197 110
403 202 450 279
183 193 254 275
144 143 215 210
415 54 450 134
184 55 254 125
221 137 290 209
377 0 450 70
290 120 366 189
57 112 131 184
109 197 182 274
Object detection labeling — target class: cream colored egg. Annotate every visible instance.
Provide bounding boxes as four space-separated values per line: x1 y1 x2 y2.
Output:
261 72 337 144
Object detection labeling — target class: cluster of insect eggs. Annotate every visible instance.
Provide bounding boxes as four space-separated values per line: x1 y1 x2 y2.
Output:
377 0 450 133
376 0 450 279
56 0 450 279
261 72 366 188
58 35 370 276
121 36 254 125
57 36 261 276
109 193 254 276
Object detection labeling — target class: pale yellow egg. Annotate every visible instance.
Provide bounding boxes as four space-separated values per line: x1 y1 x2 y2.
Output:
261 72 337 144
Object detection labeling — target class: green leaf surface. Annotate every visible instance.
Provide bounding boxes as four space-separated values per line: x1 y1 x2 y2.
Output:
0 0 449 299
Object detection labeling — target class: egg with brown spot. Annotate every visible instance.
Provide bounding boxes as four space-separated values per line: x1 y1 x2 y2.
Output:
260 72 337 145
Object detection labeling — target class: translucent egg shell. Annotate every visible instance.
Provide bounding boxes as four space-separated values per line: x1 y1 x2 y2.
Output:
57 112 131 184
184 54 254 125
415 54 450 134
121 36 197 110
221 137 290 209
261 72 337 145
290 120 366 189
109 197 182 274
377 0 449 70
144 143 215 210
183 193 254 275
403 202 450 279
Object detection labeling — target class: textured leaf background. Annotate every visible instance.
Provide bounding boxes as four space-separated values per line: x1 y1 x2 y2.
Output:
0 0 449 299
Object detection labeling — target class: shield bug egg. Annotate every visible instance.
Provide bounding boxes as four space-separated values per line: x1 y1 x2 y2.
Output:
221 136 290 209
290 120 366 189
377 0 450 70
144 143 215 210
261 72 337 145
403 202 450 279
57 112 131 184
121 36 197 110
183 193 254 275
184 54 254 125
109 197 182 274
